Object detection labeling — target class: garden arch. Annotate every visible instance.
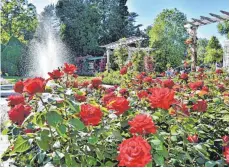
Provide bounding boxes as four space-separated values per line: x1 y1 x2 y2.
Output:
101 36 155 71
184 10 229 70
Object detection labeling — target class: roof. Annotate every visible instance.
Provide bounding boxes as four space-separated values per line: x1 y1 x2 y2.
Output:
86 56 105 61
100 36 146 49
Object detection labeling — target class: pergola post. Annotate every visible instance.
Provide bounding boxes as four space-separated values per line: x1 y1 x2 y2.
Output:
190 26 198 71
106 49 111 72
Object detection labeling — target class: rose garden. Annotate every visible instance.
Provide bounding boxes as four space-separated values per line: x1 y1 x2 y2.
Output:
1 0 229 167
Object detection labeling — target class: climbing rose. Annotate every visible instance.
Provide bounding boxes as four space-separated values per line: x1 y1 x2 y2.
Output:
74 93 86 102
107 97 130 115
91 78 102 88
63 63 77 74
117 136 152 167
14 80 24 93
148 88 175 110
129 114 157 135
8 104 31 125
189 81 204 90
163 79 175 89
79 104 103 126
137 90 148 99
7 95 25 106
120 67 128 75
187 135 198 143
23 77 46 95
216 69 223 74
192 100 207 112
48 69 64 79
180 73 189 80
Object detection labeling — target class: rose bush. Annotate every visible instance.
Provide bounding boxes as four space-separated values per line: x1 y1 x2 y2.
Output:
1 63 229 167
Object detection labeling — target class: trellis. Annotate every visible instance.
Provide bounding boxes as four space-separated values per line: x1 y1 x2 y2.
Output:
101 37 155 71
184 10 229 70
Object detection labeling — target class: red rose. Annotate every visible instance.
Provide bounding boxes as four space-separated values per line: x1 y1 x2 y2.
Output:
119 88 127 96
216 69 223 74
136 74 144 80
143 76 152 83
223 146 229 164
192 100 207 112
23 77 46 95
48 69 64 79
107 97 130 115
180 73 189 80
222 135 229 145
187 135 198 143
74 93 86 102
137 90 148 99
63 63 77 74
120 67 128 75
8 104 31 125
80 81 90 87
102 92 116 104
202 86 209 92
7 95 25 106
79 104 103 126
163 79 175 89
218 84 225 92
117 136 152 167
73 81 78 88
174 103 190 116
148 88 175 110
91 78 102 88
105 87 116 94
189 81 203 90
129 114 157 135
127 61 132 67
14 80 24 93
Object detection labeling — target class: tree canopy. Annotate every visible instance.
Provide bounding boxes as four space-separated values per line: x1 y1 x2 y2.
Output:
148 8 188 71
0 0 38 44
197 38 208 64
218 21 229 39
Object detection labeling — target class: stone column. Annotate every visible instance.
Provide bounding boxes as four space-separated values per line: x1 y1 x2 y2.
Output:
106 49 110 72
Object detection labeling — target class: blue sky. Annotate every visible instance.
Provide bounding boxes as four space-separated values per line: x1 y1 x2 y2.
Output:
30 0 229 44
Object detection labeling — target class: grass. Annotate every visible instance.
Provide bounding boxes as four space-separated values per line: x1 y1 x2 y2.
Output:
2 76 23 84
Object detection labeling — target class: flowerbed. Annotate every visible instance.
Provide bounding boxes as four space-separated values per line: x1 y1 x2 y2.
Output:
1 63 229 167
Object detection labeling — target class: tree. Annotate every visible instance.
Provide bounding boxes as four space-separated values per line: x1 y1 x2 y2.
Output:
204 36 223 63
197 38 208 64
0 0 38 44
148 8 188 72
218 21 229 39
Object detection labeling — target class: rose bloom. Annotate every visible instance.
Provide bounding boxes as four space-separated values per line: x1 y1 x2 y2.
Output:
107 97 130 115
8 104 31 125
23 77 46 95
117 136 152 167
14 80 24 93
148 88 175 110
187 135 198 143
223 146 229 164
102 92 116 104
189 81 204 90
91 78 102 88
136 73 144 80
7 94 25 106
63 63 77 74
48 69 64 79
216 69 223 74
119 88 128 96
174 103 190 116
143 76 152 83
202 86 209 92
179 73 189 80
192 100 207 112
129 114 157 135
137 90 148 99
80 81 90 87
163 79 175 89
73 81 78 88
105 87 116 94
222 135 229 144
74 93 86 102
120 66 128 75
218 84 225 92
79 104 103 126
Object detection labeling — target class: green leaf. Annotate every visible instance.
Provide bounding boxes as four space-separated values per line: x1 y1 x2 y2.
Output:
65 153 78 167
88 136 98 145
154 154 164 166
151 139 163 151
46 111 63 127
112 130 123 141
65 100 80 114
69 118 85 131
2 129 8 135
222 115 229 122
105 161 116 167
96 149 104 161
36 130 51 151
56 124 67 137
205 160 217 167
12 135 30 153
194 144 209 158
170 125 179 135
171 136 177 141
37 152 46 164
146 161 152 167
33 113 46 127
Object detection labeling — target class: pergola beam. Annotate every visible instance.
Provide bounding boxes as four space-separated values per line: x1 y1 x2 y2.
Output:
209 13 226 20
191 18 206 25
221 10 229 16
200 16 216 23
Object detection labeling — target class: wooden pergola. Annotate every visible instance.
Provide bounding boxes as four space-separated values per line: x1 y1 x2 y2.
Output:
184 10 229 70
101 37 155 71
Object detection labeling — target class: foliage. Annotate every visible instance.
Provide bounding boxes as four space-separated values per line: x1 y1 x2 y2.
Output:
132 50 146 72
149 8 188 71
97 71 121 85
197 38 209 64
204 36 223 63
113 40 129 69
1 63 229 167
218 21 229 39
0 0 38 44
